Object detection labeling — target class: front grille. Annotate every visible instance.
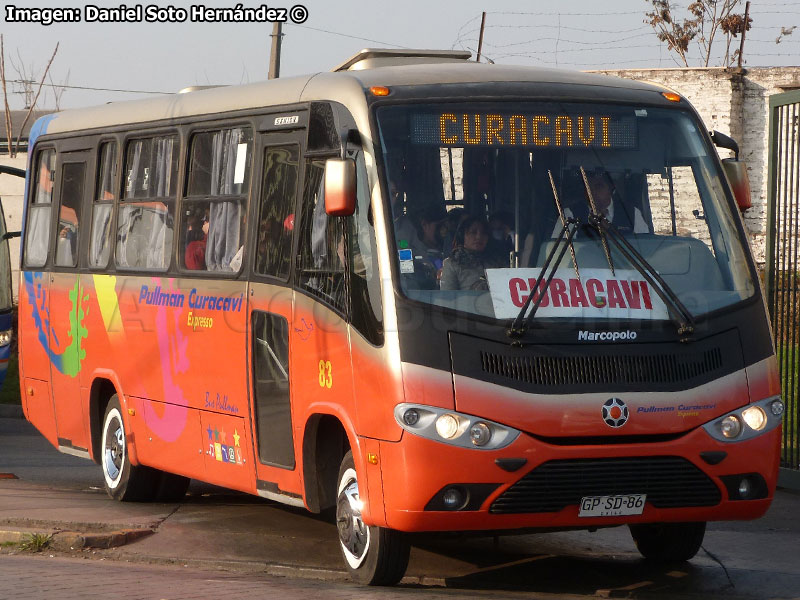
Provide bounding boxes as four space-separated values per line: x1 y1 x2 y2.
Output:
490 456 721 514
480 348 723 388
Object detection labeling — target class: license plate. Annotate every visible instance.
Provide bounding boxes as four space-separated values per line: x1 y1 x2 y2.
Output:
578 494 646 517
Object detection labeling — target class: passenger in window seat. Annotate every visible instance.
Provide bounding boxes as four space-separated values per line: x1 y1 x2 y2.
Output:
185 209 209 270
440 216 506 291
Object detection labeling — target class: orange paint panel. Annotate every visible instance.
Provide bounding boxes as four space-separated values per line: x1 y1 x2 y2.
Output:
745 356 781 401
49 273 88 450
17 273 52 382
360 437 387 527
401 362 454 412
23 378 57 448
200 412 255 493
137 399 205 480
350 334 405 441
453 369 750 438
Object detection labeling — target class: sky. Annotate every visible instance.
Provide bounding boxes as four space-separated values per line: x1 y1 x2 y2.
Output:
0 0 798 110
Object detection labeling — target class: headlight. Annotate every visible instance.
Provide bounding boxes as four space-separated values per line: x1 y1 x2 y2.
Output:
435 414 460 439
394 403 519 450
741 406 766 431
720 415 742 438
0 329 11 347
703 396 783 443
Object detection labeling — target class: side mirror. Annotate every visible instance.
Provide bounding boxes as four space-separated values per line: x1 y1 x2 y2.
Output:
721 159 752 212
324 158 356 216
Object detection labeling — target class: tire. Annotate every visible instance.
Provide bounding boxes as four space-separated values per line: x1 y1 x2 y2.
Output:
101 396 159 502
335 450 410 585
154 472 191 503
629 522 706 562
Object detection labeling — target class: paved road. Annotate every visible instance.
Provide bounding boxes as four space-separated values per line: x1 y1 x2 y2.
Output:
3 415 800 599
0 554 562 600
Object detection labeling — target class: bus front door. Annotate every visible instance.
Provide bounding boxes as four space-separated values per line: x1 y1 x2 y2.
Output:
48 151 90 455
247 136 304 504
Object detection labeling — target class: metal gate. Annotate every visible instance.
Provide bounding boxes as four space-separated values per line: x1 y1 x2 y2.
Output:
765 89 800 489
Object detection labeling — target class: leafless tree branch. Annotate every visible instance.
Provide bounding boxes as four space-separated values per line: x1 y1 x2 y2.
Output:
14 42 58 155
0 36 14 157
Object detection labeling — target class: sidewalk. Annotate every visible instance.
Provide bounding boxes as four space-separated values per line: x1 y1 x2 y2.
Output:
2 475 800 596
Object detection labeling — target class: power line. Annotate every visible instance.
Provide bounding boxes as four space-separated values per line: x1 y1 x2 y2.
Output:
7 79 171 95
482 32 655 50
291 24 407 49
489 10 643 16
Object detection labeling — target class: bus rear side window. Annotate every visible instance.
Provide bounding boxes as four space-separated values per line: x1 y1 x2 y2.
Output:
54 162 85 268
124 136 178 199
181 128 251 272
25 149 56 267
117 135 177 271
89 141 117 269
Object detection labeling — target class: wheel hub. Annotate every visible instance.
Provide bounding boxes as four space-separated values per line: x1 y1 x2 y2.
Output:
104 421 123 481
336 478 368 563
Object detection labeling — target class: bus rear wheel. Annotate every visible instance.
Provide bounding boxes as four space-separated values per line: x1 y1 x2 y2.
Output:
336 450 410 585
101 396 159 502
629 522 706 562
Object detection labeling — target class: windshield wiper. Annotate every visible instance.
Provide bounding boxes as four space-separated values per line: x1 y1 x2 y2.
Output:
580 167 615 275
507 170 581 344
507 216 579 344
549 170 580 281
580 169 695 341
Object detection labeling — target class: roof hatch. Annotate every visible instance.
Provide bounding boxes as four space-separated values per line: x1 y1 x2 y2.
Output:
332 48 472 72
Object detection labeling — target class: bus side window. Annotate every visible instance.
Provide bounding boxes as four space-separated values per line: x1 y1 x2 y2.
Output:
254 145 299 279
116 135 178 271
297 159 347 312
89 141 117 269
181 127 251 272
349 153 383 345
24 148 56 268
54 162 85 268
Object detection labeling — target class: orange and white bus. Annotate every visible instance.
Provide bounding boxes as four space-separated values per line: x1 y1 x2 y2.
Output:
19 49 783 585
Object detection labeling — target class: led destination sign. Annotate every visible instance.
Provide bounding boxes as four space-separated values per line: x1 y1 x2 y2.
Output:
411 112 637 149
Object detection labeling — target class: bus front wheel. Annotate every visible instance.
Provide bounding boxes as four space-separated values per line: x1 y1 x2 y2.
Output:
101 395 158 501
629 522 706 562
335 450 410 585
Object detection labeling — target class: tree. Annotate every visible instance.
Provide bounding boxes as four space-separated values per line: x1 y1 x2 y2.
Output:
0 36 59 157
645 0 753 68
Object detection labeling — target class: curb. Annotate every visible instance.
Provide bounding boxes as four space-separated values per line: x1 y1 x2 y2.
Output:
0 404 22 419
0 527 153 551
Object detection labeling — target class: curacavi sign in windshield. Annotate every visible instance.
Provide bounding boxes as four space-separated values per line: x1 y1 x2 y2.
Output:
486 268 669 320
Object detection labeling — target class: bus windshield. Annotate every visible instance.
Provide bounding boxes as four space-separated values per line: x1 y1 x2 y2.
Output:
376 101 755 323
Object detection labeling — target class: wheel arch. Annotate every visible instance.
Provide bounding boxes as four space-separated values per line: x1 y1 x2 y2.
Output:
88 369 135 465
302 410 361 514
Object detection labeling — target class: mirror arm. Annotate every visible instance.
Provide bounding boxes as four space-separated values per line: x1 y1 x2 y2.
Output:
3 232 20 240
710 130 740 160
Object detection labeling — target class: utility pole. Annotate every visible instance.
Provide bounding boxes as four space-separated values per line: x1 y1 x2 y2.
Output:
476 12 486 63
737 1 750 69
269 21 282 79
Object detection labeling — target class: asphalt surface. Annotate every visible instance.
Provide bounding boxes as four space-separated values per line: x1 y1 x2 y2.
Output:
2 411 800 598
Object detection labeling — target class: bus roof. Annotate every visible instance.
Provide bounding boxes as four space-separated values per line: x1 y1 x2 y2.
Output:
38 62 667 136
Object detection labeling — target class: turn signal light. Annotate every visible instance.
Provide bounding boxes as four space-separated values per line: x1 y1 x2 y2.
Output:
662 92 681 102
370 86 390 96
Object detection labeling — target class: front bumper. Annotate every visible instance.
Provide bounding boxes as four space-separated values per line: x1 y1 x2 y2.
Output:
374 422 780 532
